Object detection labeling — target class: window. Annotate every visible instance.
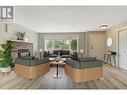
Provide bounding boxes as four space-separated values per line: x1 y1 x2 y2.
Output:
46 40 54 51
45 35 78 51
54 40 62 49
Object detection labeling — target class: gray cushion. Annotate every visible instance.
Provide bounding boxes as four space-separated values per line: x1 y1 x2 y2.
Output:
61 55 72 58
15 58 49 66
19 56 35 60
66 59 80 68
80 60 102 69
61 50 70 55
66 58 102 69
49 54 58 58
78 57 97 62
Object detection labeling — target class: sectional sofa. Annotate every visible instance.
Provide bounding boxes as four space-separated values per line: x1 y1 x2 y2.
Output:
15 58 50 79
65 58 103 83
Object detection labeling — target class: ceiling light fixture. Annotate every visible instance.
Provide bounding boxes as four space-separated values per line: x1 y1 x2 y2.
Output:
100 24 108 30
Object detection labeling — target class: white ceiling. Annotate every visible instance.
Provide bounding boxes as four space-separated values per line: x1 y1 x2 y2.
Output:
14 6 127 33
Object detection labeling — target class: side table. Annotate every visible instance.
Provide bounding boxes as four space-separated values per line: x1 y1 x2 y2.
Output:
50 60 65 78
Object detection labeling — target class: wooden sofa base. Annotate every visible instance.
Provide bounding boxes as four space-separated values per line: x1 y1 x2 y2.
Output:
15 63 50 79
65 64 103 83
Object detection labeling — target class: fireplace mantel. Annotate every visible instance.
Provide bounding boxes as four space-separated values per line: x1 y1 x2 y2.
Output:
9 40 32 44
9 40 33 58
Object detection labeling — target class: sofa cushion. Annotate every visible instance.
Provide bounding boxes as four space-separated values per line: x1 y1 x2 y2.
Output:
66 59 80 68
78 57 97 62
53 50 61 55
30 58 49 66
19 56 35 60
72 52 78 60
43 51 49 58
53 50 70 55
80 60 102 69
15 58 49 66
61 50 70 55
66 59 102 69
61 55 72 58
49 54 58 58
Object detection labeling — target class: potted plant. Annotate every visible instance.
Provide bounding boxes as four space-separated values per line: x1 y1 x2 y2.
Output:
0 41 13 72
15 32 25 41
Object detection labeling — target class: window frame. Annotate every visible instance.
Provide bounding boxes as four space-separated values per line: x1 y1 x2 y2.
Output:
44 35 79 52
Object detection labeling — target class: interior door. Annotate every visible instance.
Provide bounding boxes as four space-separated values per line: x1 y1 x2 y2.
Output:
119 29 127 70
88 33 105 60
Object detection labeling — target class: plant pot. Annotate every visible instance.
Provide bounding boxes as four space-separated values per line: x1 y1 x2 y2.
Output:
1 66 11 73
0 67 2 72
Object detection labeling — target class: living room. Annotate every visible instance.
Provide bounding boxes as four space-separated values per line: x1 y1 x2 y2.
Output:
0 6 127 91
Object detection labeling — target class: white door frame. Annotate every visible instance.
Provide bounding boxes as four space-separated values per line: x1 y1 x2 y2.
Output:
118 28 127 68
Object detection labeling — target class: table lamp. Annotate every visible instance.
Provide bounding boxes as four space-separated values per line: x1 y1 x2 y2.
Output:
80 49 84 58
39 48 43 59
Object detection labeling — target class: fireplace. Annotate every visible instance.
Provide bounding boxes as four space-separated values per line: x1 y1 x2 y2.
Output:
18 49 30 58
10 41 33 58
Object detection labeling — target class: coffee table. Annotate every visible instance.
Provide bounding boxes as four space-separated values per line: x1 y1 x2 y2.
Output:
50 60 65 78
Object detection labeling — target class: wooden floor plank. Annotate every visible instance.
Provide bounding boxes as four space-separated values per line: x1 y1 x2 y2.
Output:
0 64 127 89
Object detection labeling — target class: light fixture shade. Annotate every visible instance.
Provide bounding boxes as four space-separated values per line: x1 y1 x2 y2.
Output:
39 48 43 52
80 49 84 53
100 24 108 29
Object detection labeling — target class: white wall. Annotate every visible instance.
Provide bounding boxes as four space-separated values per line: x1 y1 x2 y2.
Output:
106 20 127 66
0 23 38 57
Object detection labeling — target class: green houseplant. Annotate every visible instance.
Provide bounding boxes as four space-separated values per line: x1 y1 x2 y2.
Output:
15 31 25 41
70 39 77 50
0 41 13 72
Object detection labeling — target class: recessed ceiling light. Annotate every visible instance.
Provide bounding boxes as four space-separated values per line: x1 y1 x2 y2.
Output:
100 24 108 30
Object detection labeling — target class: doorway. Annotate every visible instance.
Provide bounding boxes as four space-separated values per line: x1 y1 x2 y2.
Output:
119 29 127 70
88 33 105 60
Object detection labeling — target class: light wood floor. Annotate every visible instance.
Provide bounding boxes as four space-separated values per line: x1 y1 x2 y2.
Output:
0 64 127 89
